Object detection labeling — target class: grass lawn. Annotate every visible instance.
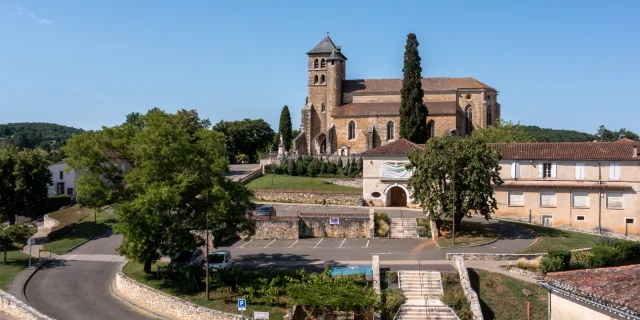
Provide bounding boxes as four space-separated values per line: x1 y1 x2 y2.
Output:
506 221 600 253
0 250 35 290
437 221 500 248
247 174 362 193
48 206 89 229
122 261 286 319
468 269 547 320
44 209 117 254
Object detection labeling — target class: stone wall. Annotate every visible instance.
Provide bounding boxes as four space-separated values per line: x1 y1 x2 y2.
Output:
114 261 241 320
0 289 56 320
452 256 483 320
254 192 360 206
299 217 369 238
324 179 362 188
446 253 547 261
251 218 299 240
43 214 59 230
506 266 543 280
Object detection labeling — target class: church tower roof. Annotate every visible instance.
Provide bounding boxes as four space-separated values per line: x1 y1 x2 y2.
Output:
307 35 339 54
327 48 347 61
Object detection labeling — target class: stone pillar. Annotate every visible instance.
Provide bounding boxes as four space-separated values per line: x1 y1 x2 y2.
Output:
369 208 375 239
430 219 439 240
367 127 374 151
372 255 380 294
277 134 285 157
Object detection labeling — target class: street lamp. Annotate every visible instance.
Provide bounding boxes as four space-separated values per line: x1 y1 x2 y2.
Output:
195 193 210 300
440 166 468 245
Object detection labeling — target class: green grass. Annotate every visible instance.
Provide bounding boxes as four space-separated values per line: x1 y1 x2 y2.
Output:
247 174 362 193
507 221 600 253
122 261 286 319
44 209 117 254
0 250 35 290
468 269 548 320
437 221 500 248
48 206 89 229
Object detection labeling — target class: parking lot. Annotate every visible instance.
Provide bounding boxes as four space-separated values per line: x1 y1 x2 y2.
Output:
229 238 374 249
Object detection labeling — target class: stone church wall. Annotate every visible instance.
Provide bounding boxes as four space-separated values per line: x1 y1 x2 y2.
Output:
333 116 400 154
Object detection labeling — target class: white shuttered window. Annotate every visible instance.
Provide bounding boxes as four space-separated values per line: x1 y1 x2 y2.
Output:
508 190 524 206
609 163 621 180
572 191 590 208
575 163 586 180
607 192 624 209
540 190 556 207
511 163 521 179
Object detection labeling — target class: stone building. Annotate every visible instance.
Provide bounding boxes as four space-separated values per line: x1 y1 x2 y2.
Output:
360 138 640 236
293 35 500 156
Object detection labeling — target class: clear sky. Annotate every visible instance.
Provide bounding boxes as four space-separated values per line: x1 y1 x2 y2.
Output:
1 0 638 134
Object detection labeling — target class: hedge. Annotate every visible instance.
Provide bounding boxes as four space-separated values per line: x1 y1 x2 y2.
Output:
39 195 72 215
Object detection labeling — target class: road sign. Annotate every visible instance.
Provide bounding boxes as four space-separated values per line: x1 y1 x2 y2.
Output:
238 299 247 311
329 217 339 225
29 238 35 245
254 311 269 319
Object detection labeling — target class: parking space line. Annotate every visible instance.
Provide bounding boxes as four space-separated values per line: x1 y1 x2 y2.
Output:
288 239 299 248
363 240 369 248
239 240 253 248
264 240 276 248
313 238 323 248
339 238 346 248
285 206 293 211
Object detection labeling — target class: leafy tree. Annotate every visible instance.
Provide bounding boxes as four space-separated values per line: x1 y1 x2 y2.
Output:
0 147 52 225
212 119 275 163
406 136 503 235
595 125 616 142
399 33 428 144
519 125 594 142
63 109 255 273
471 119 533 143
344 160 351 176
278 106 293 151
0 123 84 158
0 223 34 262
617 128 639 141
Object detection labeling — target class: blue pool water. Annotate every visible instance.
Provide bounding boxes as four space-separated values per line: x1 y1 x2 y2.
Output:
330 265 373 277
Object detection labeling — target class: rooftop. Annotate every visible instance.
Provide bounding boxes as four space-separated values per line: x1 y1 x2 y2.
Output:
307 36 339 54
494 142 639 160
361 139 424 156
544 264 640 317
343 78 494 94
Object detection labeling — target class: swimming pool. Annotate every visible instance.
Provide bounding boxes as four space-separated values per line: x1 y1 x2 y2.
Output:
330 265 373 277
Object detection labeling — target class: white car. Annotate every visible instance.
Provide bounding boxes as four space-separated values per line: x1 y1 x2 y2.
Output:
203 250 234 271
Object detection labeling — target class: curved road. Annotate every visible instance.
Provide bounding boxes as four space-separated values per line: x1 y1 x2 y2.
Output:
24 231 153 320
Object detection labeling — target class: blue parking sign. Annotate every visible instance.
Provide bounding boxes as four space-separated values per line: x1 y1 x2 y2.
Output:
238 299 247 311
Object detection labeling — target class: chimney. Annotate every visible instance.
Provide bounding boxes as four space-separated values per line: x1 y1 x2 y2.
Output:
336 46 341 52
634 145 638 158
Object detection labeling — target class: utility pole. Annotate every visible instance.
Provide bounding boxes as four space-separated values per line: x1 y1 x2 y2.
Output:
196 193 210 300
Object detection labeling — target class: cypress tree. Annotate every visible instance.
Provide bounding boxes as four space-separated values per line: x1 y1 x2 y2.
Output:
399 33 429 143
279 105 293 151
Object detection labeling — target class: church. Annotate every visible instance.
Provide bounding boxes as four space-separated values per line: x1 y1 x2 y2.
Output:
293 36 501 156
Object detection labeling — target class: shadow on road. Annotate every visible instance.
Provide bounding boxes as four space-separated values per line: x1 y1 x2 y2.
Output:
38 259 70 270
234 252 349 273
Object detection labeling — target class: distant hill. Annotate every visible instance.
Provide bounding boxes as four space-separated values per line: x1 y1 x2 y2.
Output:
521 125 596 142
0 123 85 161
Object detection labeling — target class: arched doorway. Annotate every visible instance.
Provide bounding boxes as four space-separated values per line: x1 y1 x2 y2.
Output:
314 133 326 155
388 186 407 207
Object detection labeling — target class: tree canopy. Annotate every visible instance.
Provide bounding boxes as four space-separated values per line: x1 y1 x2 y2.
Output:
278 106 293 151
0 147 52 224
406 136 503 234
63 109 256 273
472 119 533 143
399 33 428 144
212 118 275 163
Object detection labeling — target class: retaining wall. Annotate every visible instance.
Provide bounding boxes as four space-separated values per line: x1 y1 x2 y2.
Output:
253 192 360 206
452 256 483 320
0 289 55 320
251 218 299 240
299 217 369 238
446 253 547 261
114 261 241 320
43 214 59 230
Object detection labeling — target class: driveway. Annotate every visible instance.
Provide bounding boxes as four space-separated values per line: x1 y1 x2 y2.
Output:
225 164 260 181
24 231 153 320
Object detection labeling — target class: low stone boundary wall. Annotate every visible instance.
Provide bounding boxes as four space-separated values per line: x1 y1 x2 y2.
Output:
452 256 483 320
43 214 59 230
114 261 240 320
238 167 262 184
446 253 546 261
299 217 369 238
252 218 299 240
0 289 56 320
506 266 543 280
253 192 360 206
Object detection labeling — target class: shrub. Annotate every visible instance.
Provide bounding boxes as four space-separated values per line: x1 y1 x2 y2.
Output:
382 288 405 319
541 256 565 273
441 273 458 286
547 250 571 270
516 258 528 269
287 159 296 176
296 159 308 177
374 212 390 237
590 245 624 268
441 287 466 310
327 161 337 174
320 161 328 175
337 157 343 169
41 195 72 214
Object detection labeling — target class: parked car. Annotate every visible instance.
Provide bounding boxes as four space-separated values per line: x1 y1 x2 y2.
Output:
168 249 205 268
203 250 234 271
255 205 277 217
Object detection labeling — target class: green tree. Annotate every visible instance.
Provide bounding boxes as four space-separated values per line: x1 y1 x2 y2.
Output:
406 136 503 235
471 118 533 143
278 106 293 151
0 223 34 262
595 125 616 142
399 33 428 143
320 161 328 175
615 128 639 141
63 109 255 273
0 147 52 225
212 119 275 163
357 156 364 173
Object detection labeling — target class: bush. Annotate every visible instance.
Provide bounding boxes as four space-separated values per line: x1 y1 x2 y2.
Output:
441 273 458 286
382 288 405 319
327 161 337 174
296 159 308 177
374 212 390 237
441 287 466 310
547 250 571 270
417 218 432 238
287 159 296 176
590 245 624 268
320 161 328 175
541 256 565 273
41 195 72 214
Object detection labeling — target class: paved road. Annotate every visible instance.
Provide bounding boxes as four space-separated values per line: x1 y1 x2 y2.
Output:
225 164 260 181
260 202 423 217
24 231 152 320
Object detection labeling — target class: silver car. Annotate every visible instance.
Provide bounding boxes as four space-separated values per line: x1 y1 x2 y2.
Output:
203 250 234 271
169 249 205 268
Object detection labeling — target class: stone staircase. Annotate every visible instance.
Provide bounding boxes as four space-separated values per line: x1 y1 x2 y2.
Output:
389 218 419 239
396 270 459 320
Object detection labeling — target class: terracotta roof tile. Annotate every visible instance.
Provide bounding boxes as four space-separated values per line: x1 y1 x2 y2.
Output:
343 77 494 94
545 264 640 316
493 142 639 160
332 101 458 118
361 139 423 156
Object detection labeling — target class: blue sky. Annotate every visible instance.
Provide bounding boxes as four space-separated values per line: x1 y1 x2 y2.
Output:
1 1 638 134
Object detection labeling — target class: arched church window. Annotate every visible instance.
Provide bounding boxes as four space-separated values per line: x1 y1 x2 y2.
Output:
313 74 318 84
465 105 473 135
386 121 395 140
320 74 325 84
427 120 435 139
321 58 326 68
348 121 356 140
321 103 325 112
314 58 319 69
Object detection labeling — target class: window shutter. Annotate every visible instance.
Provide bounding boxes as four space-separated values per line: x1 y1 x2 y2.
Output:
615 164 621 180
575 164 580 179
572 192 590 208
607 192 624 209
581 164 586 180
610 163 616 180
510 163 516 178
515 163 520 178
508 190 524 206
551 163 557 178
540 190 556 207
538 164 543 178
